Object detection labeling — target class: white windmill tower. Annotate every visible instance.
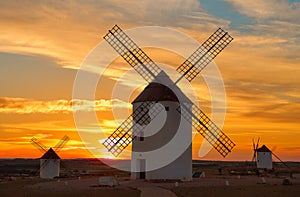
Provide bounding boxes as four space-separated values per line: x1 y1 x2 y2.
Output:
30 135 69 179
252 138 273 169
257 145 273 169
102 25 235 180
131 72 193 180
252 138 290 171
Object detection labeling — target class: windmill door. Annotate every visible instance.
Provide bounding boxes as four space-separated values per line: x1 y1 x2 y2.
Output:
139 159 146 179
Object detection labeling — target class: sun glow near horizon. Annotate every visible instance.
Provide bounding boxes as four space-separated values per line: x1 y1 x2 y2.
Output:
1 0 300 161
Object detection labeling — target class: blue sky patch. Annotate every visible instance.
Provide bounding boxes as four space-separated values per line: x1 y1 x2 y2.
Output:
200 0 252 27
288 0 300 3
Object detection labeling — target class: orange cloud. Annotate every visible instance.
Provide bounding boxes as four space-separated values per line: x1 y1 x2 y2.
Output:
0 97 130 114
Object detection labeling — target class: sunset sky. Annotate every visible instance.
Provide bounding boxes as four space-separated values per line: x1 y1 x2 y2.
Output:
1 0 300 161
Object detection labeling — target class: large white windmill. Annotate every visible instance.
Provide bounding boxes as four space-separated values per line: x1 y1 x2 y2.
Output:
30 135 69 179
102 25 235 180
131 72 193 180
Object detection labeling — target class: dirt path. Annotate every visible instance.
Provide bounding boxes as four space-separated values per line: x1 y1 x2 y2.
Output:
139 187 177 197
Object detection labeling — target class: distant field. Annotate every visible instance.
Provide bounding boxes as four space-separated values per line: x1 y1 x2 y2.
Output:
0 179 140 197
1 159 300 197
0 158 130 177
1 159 299 175
1 176 299 197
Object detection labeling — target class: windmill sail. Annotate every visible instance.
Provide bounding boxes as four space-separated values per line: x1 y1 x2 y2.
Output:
102 25 235 158
54 135 70 152
104 25 162 83
252 138 256 162
30 137 47 152
177 103 235 157
176 28 233 82
102 102 164 156
252 138 260 162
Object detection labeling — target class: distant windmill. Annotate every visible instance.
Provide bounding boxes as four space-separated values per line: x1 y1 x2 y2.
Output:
102 25 235 180
252 138 273 169
30 135 69 179
252 138 290 170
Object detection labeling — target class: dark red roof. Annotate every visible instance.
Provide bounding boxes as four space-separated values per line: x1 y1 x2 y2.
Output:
257 145 271 152
41 148 61 159
132 82 179 103
132 71 191 103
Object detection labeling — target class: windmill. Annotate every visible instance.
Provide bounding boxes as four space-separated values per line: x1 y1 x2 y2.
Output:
252 138 273 169
252 138 290 170
102 25 235 180
30 135 69 179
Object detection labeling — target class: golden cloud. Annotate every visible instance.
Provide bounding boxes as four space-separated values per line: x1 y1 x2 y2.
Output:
0 97 130 114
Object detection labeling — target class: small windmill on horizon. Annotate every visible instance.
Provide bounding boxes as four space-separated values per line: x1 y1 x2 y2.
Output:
30 135 69 179
252 138 290 171
252 138 273 169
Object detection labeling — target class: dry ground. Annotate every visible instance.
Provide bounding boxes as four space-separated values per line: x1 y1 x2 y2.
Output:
0 178 140 197
1 175 300 197
172 185 300 197
1 159 300 196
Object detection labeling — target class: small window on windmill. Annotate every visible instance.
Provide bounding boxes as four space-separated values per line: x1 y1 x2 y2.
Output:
165 106 169 111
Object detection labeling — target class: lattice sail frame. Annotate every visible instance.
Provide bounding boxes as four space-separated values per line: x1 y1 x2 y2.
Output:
104 25 162 83
54 135 70 152
102 102 164 156
102 25 235 157
30 137 47 152
176 28 233 82
177 104 235 157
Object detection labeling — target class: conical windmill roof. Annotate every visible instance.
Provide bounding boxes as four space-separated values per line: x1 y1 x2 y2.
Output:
133 82 178 103
41 148 61 159
257 145 271 153
132 71 191 103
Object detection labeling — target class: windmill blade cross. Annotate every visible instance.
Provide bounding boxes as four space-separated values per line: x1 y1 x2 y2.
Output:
176 28 233 83
54 135 70 152
252 138 256 162
104 25 162 83
256 138 260 150
30 137 47 153
272 152 290 169
177 103 235 157
102 102 164 156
